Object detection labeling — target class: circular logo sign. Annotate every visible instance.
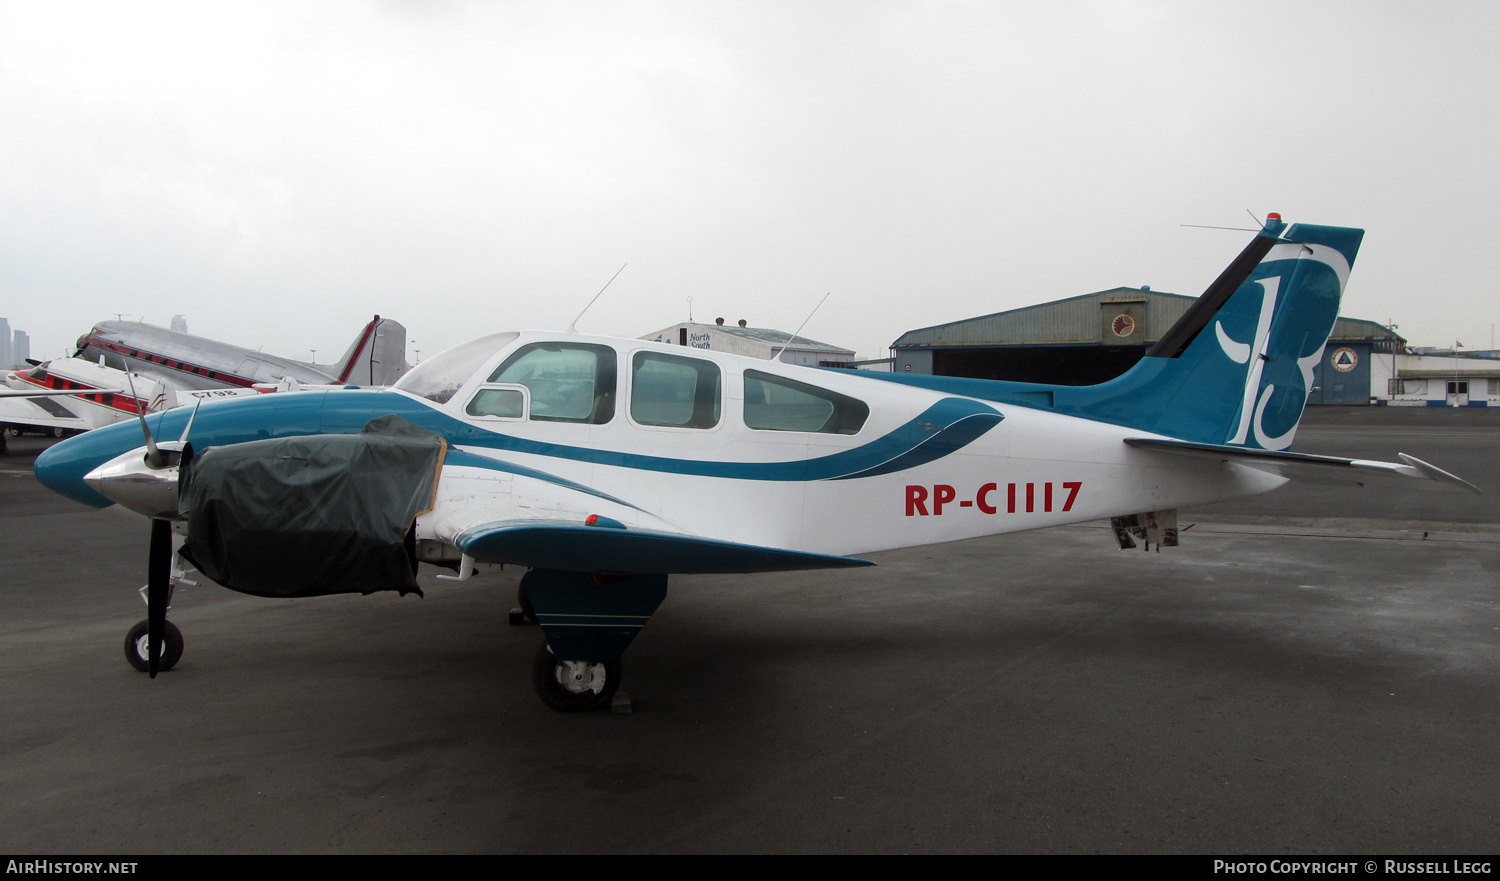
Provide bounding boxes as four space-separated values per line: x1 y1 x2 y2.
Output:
1330 347 1359 373
1111 313 1136 337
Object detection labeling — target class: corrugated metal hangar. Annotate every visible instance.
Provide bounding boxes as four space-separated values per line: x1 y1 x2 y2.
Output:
891 287 1406 405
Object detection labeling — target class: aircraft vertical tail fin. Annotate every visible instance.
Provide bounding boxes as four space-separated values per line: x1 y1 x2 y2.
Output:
852 216 1364 452
1104 216 1365 449
329 316 412 386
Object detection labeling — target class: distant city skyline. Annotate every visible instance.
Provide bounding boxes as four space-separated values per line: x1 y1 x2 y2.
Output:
0 318 34 368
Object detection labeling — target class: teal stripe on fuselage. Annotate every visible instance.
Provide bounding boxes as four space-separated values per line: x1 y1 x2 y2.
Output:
333 390 1002 481
35 387 1004 507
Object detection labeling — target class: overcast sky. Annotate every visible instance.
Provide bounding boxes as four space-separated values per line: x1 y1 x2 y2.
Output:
3 1 1497 365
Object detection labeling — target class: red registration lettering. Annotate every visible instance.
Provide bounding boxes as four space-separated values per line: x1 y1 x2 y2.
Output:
906 485 929 516
908 481 1082 516
976 483 997 515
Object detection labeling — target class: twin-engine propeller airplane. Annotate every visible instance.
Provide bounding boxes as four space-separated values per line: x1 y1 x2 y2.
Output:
34 216 1479 711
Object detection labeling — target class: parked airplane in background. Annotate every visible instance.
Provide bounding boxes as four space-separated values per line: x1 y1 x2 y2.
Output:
33 217 1480 712
76 313 410 392
1 315 409 446
1 357 156 441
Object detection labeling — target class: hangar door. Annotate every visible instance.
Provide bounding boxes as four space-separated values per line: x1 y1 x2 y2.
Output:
1311 344 1370 405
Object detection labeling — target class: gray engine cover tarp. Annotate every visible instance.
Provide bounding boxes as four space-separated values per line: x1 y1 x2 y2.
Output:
179 415 446 598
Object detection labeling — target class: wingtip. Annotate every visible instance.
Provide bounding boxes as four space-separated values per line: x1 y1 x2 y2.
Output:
1397 453 1483 494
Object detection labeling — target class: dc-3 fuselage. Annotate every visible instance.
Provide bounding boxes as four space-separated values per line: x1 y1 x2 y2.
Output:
32 217 1480 710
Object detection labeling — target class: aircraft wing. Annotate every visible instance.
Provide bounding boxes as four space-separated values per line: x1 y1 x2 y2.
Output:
427 459 874 575
454 519 873 574
1124 437 1481 493
0 396 90 433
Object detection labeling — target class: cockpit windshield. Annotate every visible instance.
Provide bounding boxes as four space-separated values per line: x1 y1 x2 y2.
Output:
393 333 519 404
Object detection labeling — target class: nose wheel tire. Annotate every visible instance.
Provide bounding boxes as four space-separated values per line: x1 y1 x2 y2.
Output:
124 619 184 673
532 644 620 712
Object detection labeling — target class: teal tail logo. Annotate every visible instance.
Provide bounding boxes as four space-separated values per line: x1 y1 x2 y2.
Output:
1208 236 1354 449
854 217 1366 451
1105 219 1366 450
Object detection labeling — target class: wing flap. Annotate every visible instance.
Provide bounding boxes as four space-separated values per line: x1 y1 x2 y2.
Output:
1125 437 1481 494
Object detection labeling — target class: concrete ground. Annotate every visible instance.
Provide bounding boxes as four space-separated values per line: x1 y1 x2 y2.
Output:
0 408 1496 853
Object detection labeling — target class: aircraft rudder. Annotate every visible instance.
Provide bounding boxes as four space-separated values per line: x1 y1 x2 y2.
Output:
1150 219 1365 450
329 315 412 386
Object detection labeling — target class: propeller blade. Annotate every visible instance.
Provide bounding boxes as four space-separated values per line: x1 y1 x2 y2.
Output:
147 518 171 678
178 397 202 443
125 370 164 469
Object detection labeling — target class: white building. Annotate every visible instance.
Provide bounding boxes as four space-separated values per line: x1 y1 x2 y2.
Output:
1372 352 1500 407
640 319 856 368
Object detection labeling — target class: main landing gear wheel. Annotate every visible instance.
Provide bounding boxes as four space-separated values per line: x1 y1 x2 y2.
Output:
532 644 620 712
124 619 184 673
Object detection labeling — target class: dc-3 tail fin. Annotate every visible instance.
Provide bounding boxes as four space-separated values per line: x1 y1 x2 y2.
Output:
328 316 412 387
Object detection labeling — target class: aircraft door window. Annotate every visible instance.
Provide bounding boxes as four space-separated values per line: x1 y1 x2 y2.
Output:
465 385 528 420
487 342 617 424
630 351 721 429
742 370 869 434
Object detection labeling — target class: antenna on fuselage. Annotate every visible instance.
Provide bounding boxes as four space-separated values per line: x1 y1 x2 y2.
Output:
567 263 628 333
771 292 830 363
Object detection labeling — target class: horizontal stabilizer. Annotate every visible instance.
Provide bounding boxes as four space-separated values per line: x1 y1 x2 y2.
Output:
458 521 875 574
1124 437 1481 494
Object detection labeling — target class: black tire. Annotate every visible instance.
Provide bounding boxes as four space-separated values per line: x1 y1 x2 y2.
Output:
6 428 19 437
50 427 65 438
531 643 620 712
124 619 184 672
517 571 537 624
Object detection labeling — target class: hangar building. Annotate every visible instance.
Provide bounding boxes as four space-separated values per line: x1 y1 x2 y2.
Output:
890 287 1407 406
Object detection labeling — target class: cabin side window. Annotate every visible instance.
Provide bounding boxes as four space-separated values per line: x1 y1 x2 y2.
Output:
630 351 721 429
465 386 527 420
742 369 869 434
487 343 617 424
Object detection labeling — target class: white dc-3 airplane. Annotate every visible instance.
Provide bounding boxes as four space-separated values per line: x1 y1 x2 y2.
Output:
34 215 1479 711
1 315 410 447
